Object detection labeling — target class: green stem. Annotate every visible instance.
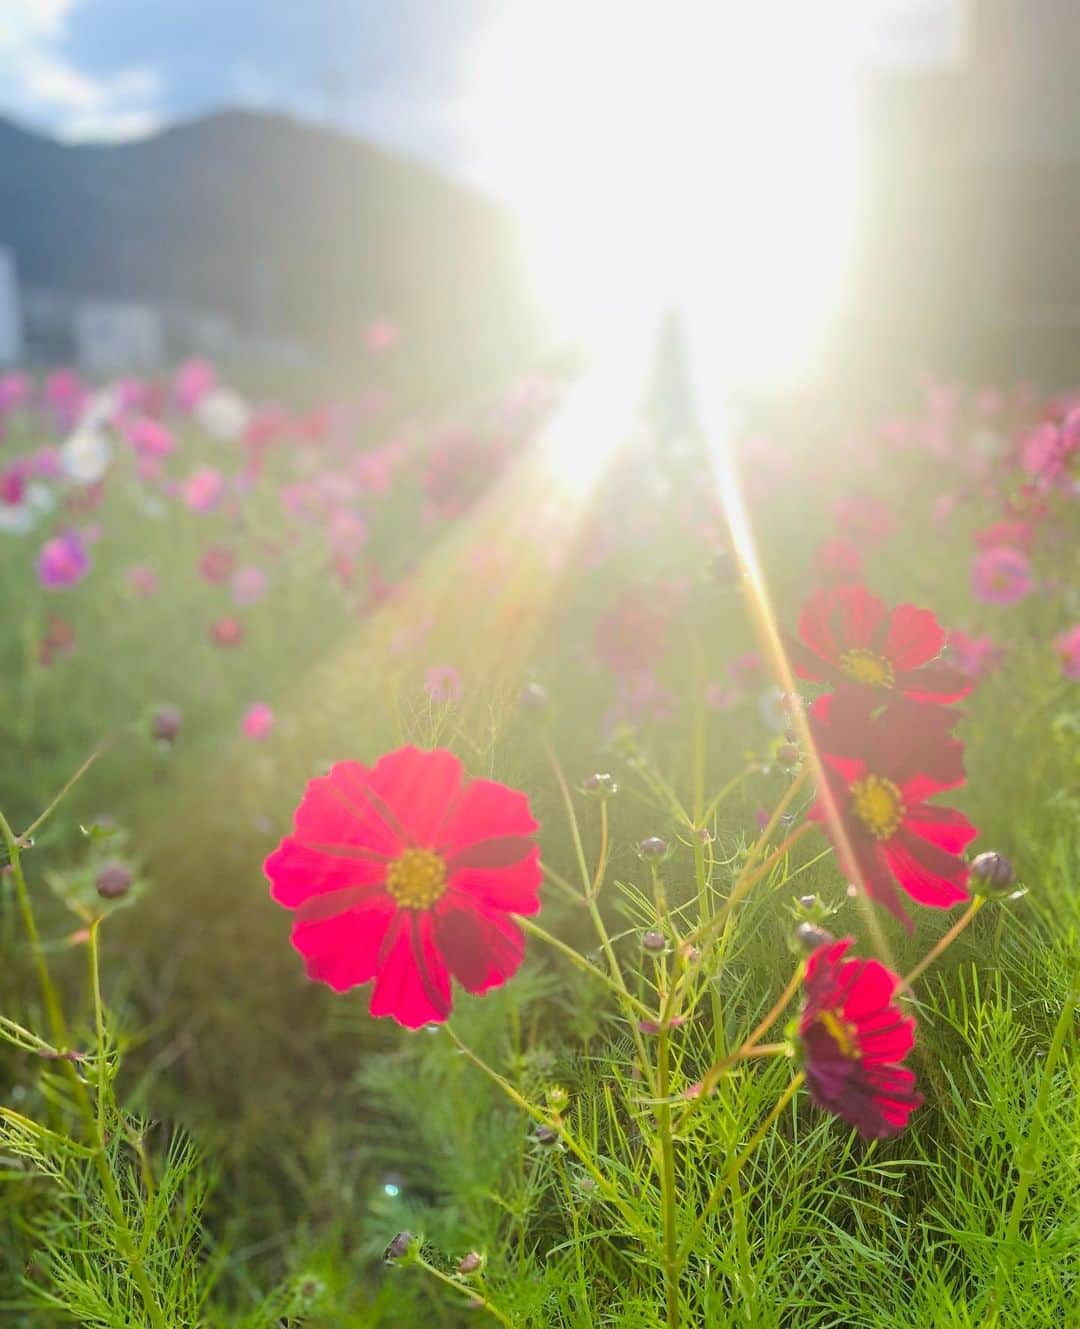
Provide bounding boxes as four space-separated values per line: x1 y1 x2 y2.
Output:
676 1072 804 1264
88 919 107 1137
413 1254 515 1328
517 917 652 1019
443 1025 657 1253
903 897 985 989
656 1024 681 1329
0 806 167 1329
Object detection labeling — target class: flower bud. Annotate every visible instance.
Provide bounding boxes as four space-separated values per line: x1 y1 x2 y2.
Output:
581 772 618 798
970 851 1016 896
641 929 666 953
795 922 835 953
546 1084 569 1112
518 681 549 713
94 862 132 900
457 1251 483 1275
151 704 181 744
776 743 800 769
636 835 670 861
533 1124 559 1146
384 1231 417 1264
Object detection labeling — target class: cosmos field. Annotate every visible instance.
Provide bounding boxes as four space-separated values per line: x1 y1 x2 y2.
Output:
0 357 1077 1328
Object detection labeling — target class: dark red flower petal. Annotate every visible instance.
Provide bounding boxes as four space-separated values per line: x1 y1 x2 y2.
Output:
369 912 452 1028
433 904 526 994
880 834 969 910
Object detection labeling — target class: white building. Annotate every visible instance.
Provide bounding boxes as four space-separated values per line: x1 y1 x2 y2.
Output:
0 247 23 365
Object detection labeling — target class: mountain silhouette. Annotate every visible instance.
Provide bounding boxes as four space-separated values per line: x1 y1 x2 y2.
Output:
0 110 543 384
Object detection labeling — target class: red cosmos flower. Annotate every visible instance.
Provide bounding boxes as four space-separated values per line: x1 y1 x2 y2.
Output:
809 691 976 927
799 938 922 1139
791 584 972 704
265 747 541 1028
210 616 244 648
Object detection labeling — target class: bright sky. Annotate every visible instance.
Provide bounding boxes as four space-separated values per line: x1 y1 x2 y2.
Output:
0 0 961 194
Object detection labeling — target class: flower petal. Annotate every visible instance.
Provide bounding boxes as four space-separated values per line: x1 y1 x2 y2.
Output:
881 834 969 909
368 911 452 1028
265 836 388 909
367 747 464 846
446 846 543 915
884 604 945 669
290 895 397 992
433 904 526 995
437 778 539 857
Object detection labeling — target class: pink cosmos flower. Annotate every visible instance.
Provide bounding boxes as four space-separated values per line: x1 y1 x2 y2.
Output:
37 532 91 590
1054 625 1080 681
126 565 158 597
265 746 541 1027
0 372 30 412
327 509 368 558
210 616 244 648
125 416 176 459
230 565 268 607
975 520 1034 552
174 358 216 411
945 629 1005 679
242 703 275 740
424 665 464 705
1020 421 1075 490
971 546 1034 606
199 545 235 584
181 467 226 513
1 467 25 506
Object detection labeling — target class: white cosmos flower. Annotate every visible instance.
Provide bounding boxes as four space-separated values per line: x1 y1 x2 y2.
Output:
0 502 35 535
61 429 112 485
26 483 56 514
196 388 251 442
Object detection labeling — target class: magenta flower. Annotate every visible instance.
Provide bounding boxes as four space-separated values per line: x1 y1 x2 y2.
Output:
174 358 216 411
125 416 176 459
37 532 91 590
1054 625 1080 682
971 546 1034 606
946 629 1004 679
181 467 226 513
242 703 275 740
424 665 464 705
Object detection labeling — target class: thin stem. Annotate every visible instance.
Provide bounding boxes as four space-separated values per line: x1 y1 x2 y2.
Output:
655 1024 681 1329
413 1254 515 1329
88 919 107 1137
0 809 68 1047
591 799 609 899
20 742 107 842
0 806 167 1329
903 897 985 989
443 1024 657 1252
539 860 584 904
690 822 813 954
517 917 652 1019
698 766 754 830
542 737 592 896
676 1072 804 1264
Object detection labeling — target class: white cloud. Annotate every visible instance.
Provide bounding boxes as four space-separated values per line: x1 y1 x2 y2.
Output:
0 0 163 141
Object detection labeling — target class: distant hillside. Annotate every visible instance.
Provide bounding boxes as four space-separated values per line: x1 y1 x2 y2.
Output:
0 110 543 383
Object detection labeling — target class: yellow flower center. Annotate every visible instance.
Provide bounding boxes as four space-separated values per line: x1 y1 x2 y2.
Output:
386 848 447 910
817 1009 860 1059
839 648 894 687
850 774 905 840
